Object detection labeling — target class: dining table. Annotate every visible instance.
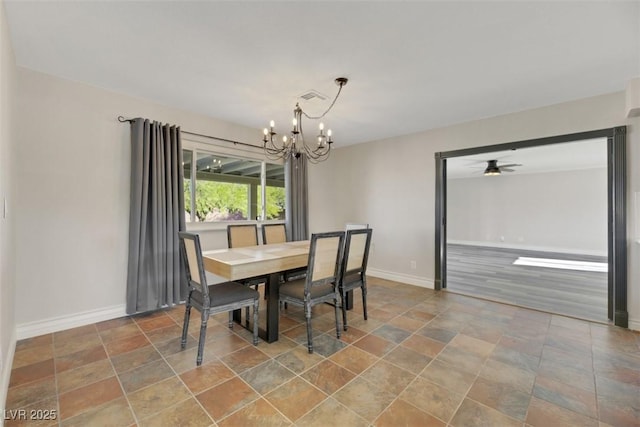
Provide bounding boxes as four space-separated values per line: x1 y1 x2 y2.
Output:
201 239 354 343
202 240 310 343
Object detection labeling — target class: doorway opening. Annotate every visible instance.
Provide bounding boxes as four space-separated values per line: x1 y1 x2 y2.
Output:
434 127 628 327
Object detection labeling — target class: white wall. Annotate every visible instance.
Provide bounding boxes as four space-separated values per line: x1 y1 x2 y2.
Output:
447 168 608 255
0 0 17 411
13 68 260 333
309 92 640 330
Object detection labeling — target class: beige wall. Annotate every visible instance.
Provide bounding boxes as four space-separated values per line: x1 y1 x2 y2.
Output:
13 67 260 329
0 0 16 409
448 168 608 255
309 92 640 330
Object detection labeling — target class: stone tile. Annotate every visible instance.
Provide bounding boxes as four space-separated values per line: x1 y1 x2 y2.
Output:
240 359 295 394
526 396 599 427
95 316 135 332
490 344 541 373
360 360 416 395
11 343 54 369
253 336 298 358
54 345 108 373
416 326 458 344
136 314 178 332
118 358 175 393
217 398 290 427
541 344 593 373
400 377 464 423
388 315 426 332
5 396 58 427
61 398 134 427
15 334 53 352
293 397 369 427
537 358 595 393
164 346 217 373
595 376 640 427
333 377 396 422
371 324 412 344
330 345 379 375
5 377 57 410
196 377 258 421
421 359 477 395
56 359 115 394
467 376 531 421
450 398 521 427
353 334 395 357
533 375 597 419
103 333 151 357
309 333 346 357
498 334 545 357
58 377 123 420
97 323 141 343
110 344 162 374
128 377 192 420
138 398 213 427
54 325 98 343
203 333 250 357
461 319 506 344
436 346 486 375
180 359 236 394
449 333 495 358
144 324 184 345
221 345 270 373
401 334 446 358
275 346 324 374
479 358 536 393
9 358 55 387
374 399 446 427
301 360 356 395
153 335 198 358
53 333 103 358
265 377 327 421
338 326 368 344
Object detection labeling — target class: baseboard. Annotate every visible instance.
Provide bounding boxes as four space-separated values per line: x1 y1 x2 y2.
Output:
447 240 607 258
367 268 434 289
16 304 127 340
628 317 640 332
0 329 16 421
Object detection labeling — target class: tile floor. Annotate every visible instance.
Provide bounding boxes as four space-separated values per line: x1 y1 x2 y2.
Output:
4 278 640 426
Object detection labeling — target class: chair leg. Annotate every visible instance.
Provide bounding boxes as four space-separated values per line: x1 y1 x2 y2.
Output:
362 282 368 321
305 303 313 353
252 299 259 345
197 310 209 366
334 294 342 339
341 289 348 331
181 300 192 349
228 312 234 329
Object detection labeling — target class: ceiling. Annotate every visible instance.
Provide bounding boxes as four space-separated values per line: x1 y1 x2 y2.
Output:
4 1 639 147
446 138 607 179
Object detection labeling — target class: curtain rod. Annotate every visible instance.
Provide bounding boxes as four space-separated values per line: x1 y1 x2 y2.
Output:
117 116 260 149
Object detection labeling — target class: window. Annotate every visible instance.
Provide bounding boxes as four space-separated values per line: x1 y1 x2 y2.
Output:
182 149 285 223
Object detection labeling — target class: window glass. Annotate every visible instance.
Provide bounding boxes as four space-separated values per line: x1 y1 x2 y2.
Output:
181 148 283 223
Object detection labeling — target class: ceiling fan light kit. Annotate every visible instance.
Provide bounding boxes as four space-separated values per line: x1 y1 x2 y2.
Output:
483 159 522 176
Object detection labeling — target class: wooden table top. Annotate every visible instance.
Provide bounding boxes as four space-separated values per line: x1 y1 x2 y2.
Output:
202 240 310 280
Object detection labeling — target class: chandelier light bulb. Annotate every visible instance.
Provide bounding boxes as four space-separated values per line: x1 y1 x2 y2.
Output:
263 128 268 135
270 120 275 128
327 129 332 137
319 123 324 131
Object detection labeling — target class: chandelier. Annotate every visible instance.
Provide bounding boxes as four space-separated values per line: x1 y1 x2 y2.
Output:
263 77 348 164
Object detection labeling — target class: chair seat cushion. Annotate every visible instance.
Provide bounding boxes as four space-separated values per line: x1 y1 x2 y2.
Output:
192 281 259 307
279 280 335 301
341 273 363 289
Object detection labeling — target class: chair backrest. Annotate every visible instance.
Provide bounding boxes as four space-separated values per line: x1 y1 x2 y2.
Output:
178 232 209 298
341 228 373 278
227 224 259 248
262 223 287 245
305 231 345 289
345 223 369 231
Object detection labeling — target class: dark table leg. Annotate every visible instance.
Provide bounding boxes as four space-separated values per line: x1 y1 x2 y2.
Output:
345 290 354 310
259 272 281 343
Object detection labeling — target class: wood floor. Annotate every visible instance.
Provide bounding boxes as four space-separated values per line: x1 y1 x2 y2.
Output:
446 244 608 323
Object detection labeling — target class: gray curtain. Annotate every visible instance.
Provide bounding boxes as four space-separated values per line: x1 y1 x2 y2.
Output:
285 154 309 241
126 118 186 314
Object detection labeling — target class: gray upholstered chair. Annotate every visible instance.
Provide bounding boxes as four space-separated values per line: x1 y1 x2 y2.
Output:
179 232 259 366
261 223 287 244
338 228 373 331
279 231 345 353
227 224 269 309
261 223 307 281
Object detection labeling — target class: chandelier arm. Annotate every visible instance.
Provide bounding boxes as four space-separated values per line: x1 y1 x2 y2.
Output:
301 83 344 120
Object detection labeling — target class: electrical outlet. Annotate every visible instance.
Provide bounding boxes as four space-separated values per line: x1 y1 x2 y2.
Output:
410 260 417 270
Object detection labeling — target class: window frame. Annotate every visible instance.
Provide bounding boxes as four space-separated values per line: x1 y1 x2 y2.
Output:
182 135 286 230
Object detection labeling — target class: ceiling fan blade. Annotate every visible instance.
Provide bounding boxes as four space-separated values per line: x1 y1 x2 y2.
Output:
498 163 522 168
501 168 516 172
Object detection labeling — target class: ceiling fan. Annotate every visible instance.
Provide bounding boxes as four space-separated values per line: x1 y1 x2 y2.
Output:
483 159 522 176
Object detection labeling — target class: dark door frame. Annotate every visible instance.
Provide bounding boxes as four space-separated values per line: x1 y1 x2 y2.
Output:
434 127 628 328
